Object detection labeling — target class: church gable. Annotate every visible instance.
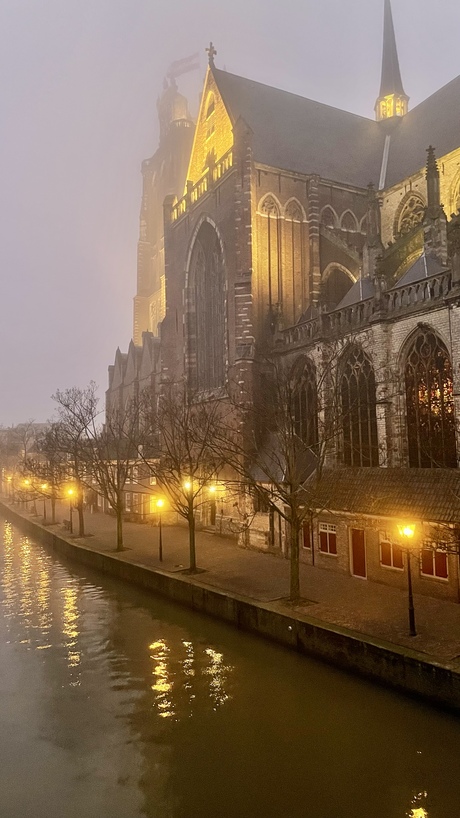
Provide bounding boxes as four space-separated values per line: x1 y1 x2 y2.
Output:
186 67 234 186
111 349 127 391
124 341 140 387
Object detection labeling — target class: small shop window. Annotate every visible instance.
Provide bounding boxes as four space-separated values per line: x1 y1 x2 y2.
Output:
421 547 448 580
319 523 337 555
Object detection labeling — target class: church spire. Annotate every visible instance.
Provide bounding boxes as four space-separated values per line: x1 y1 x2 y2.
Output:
375 0 409 122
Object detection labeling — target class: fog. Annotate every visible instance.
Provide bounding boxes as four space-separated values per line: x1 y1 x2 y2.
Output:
0 0 459 425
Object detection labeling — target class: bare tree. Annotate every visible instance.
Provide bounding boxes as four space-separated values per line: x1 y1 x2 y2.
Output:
25 424 68 524
217 337 372 602
53 383 145 550
141 382 225 572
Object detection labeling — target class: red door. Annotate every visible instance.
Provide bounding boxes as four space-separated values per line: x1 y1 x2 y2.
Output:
351 529 367 578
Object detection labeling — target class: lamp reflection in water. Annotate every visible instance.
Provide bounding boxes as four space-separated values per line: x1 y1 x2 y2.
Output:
407 790 429 817
397 523 417 637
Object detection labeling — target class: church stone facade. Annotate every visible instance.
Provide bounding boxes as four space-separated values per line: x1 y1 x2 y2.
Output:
107 1 460 600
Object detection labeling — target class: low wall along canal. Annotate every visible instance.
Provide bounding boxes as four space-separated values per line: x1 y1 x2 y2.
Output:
3 501 460 714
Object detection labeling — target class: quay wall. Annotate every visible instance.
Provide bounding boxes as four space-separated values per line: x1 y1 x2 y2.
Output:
3 503 460 714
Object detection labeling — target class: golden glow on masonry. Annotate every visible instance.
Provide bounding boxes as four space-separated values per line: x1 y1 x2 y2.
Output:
376 93 408 121
186 69 233 186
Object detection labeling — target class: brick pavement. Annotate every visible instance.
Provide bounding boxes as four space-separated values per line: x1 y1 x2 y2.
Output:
7 499 460 666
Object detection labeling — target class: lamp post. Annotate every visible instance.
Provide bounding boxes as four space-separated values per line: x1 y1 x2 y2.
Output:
398 523 417 637
41 483 48 522
67 488 75 534
156 498 164 561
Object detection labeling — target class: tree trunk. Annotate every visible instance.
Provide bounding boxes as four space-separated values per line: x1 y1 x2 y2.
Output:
188 504 196 572
289 514 301 602
116 505 124 552
51 496 56 525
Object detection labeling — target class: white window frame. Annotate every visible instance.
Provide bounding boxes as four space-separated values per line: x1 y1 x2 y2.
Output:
318 523 337 556
379 532 404 572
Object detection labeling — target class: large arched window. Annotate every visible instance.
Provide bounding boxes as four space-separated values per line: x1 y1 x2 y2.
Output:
187 221 226 391
322 265 354 310
404 329 457 468
291 357 318 448
285 200 304 325
259 196 282 315
341 347 379 467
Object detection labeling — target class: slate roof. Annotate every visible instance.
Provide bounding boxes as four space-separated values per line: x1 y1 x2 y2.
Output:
334 277 375 310
308 468 460 524
384 75 460 188
391 253 447 289
212 67 460 193
213 68 385 188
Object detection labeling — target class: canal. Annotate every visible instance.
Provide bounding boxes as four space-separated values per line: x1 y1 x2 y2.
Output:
1 518 460 818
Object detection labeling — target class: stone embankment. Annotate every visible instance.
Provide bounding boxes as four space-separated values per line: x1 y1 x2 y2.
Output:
2 499 460 713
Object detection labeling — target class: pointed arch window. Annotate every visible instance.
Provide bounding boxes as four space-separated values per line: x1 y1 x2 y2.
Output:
341 347 379 467
404 329 457 468
320 206 337 230
285 200 304 325
260 196 282 315
396 193 425 237
187 222 226 391
340 211 358 232
292 358 318 448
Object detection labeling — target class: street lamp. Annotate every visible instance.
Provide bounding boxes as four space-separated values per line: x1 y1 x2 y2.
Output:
67 488 75 534
156 498 164 561
41 483 48 522
398 523 417 637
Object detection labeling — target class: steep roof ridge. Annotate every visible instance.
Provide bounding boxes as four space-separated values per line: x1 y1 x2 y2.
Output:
213 67 375 125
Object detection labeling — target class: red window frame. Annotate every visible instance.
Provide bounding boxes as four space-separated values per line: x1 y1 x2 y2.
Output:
302 521 311 549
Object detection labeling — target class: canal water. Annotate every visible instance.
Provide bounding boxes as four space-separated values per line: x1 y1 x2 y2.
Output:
1 519 460 818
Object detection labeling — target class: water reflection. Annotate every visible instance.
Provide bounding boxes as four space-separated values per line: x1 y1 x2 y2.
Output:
149 638 233 720
1 518 460 818
408 790 429 817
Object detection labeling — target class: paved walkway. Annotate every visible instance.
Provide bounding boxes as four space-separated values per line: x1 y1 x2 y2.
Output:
6 498 460 667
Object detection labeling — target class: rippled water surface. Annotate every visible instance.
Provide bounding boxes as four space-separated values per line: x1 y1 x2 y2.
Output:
1 518 460 818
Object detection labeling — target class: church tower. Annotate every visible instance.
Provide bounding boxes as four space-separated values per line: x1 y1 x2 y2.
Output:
375 0 409 121
133 78 194 345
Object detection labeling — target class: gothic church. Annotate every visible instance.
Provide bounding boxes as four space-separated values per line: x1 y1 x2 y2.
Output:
107 1 460 600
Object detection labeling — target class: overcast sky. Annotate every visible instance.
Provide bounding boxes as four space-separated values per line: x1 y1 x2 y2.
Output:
1 0 459 425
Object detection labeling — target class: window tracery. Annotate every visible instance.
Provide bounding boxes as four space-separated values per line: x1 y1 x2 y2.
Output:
285 200 304 324
340 211 358 232
187 222 226 391
259 196 282 318
404 329 457 468
340 347 379 467
292 358 318 448
285 200 303 222
320 206 337 230
396 193 426 236
450 174 460 217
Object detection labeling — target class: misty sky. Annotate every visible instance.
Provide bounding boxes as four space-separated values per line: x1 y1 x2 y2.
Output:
1 0 459 426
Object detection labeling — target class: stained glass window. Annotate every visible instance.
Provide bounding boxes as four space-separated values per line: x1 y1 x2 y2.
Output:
404 329 457 468
188 222 226 391
341 347 379 467
292 358 317 448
